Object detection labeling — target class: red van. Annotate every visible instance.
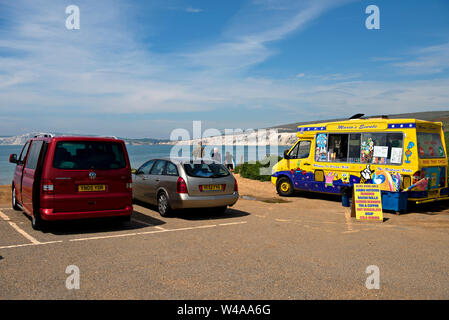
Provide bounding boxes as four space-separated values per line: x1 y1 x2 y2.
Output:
9 135 133 229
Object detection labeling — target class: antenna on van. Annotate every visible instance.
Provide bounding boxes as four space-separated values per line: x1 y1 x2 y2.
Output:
349 113 364 120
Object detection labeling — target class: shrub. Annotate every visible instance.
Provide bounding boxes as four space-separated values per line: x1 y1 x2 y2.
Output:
235 155 282 182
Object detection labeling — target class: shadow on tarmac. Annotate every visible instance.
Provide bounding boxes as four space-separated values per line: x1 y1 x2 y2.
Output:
133 199 250 221
289 190 449 215
20 209 166 235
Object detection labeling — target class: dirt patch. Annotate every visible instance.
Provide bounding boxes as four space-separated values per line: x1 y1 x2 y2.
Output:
0 185 11 206
234 174 449 229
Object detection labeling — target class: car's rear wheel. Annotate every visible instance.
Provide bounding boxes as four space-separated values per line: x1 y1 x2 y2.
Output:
276 177 294 196
157 192 171 217
11 185 20 211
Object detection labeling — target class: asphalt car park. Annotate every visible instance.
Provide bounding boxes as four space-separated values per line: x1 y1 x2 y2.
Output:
1 181 449 299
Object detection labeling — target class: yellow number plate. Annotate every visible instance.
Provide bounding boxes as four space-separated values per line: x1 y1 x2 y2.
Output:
78 184 106 192
201 184 222 191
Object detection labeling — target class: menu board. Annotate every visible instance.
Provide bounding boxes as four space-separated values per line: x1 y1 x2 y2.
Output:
373 146 388 158
353 184 383 221
390 147 403 164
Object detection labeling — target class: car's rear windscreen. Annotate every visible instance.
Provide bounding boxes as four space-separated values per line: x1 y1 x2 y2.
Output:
53 141 127 170
183 161 230 178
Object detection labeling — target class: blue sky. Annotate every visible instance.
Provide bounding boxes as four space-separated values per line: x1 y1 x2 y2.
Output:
0 0 448 138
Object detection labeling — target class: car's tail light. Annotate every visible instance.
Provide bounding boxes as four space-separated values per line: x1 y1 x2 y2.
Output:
234 177 238 192
42 180 54 194
222 184 226 192
176 177 188 194
126 180 132 190
413 171 422 184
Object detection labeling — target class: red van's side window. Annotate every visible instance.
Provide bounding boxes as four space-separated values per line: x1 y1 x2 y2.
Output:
18 141 31 164
25 141 44 170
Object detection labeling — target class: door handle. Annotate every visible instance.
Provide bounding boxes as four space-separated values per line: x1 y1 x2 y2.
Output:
303 163 311 166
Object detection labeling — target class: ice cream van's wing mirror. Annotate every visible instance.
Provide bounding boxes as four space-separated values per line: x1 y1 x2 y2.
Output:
283 149 290 159
9 154 17 164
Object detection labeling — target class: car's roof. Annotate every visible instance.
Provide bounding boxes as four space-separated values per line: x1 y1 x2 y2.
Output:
29 136 123 143
154 157 222 165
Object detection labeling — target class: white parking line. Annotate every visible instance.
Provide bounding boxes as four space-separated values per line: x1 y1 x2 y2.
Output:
219 221 247 226
0 210 41 244
69 221 246 243
0 209 248 249
0 241 63 250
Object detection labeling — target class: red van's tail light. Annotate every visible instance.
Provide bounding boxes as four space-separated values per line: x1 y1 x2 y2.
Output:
413 171 422 184
126 180 132 190
176 177 188 194
234 177 238 192
42 180 54 194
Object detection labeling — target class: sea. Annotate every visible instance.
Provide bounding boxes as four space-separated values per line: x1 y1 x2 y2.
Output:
0 144 289 185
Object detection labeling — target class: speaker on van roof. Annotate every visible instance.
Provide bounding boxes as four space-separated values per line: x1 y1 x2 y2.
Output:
349 113 364 119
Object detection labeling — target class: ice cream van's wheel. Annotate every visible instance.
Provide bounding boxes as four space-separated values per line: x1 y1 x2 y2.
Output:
277 177 293 197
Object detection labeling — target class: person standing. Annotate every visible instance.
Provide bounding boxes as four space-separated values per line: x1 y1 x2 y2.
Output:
211 147 222 163
224 151 234 171
192 141 204 160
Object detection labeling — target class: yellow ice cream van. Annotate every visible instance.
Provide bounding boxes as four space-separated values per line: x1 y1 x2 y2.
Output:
271 116 448 204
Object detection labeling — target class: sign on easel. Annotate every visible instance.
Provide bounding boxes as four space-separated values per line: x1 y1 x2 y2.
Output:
353 184 383 222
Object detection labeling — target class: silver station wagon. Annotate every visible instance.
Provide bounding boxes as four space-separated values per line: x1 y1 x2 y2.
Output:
132 158 239 216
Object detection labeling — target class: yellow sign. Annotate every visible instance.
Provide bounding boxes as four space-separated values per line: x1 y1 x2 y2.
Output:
353 184 383 221
326 122 387 131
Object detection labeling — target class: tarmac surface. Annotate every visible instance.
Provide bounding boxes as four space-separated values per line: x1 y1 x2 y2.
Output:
0 176 448 299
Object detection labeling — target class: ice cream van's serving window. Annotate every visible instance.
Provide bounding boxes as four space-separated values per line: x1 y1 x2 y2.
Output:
315 132 404 165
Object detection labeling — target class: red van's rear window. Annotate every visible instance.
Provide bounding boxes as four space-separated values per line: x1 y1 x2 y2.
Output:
53 141 126 170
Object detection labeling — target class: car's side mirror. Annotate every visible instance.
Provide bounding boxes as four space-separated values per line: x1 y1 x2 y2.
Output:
131 168 137 174
9 154 17 164
283 149 290 159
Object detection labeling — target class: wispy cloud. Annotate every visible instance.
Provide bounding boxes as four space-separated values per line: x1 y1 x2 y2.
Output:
185 0 353 73
392 42 449 74
185 7 203 13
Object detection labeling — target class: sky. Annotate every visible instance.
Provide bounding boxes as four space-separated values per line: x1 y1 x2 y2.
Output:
0 0 448 139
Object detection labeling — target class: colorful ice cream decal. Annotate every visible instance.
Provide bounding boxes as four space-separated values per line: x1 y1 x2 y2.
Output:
390 173 401 192
325 172 336 187
372 169 395 191
361 138 374 163
405 141 414 163
404 177 429 192
316 133 327 161
360 165 373 183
